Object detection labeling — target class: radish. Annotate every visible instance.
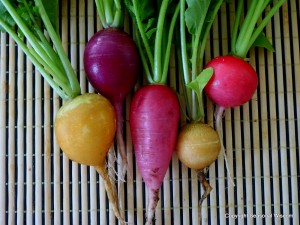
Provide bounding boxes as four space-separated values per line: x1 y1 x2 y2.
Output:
130 84 180 223
83 0 140 179
204 0 285 124
54 93 125 224
204 55 258 116
177 3 285 220
125 0 180 223
175 0 224 221
0 1 125 223
203 0 285 180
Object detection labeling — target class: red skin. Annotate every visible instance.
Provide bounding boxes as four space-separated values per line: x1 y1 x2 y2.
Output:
204 55 258 108
129 84 180 223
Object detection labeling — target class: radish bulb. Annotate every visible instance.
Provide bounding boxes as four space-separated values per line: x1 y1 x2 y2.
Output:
84 28 140 179
176 122 221 221
54 93 125 224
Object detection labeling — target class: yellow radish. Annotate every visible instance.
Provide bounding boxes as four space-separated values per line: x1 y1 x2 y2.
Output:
54 93 124 224
176 122 221 222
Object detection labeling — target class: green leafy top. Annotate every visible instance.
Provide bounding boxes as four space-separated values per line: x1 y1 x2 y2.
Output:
0 0 80 100
125 0 180 84
95 0 124 28
178 0 285 122
231 0 285 58
178 0 224 122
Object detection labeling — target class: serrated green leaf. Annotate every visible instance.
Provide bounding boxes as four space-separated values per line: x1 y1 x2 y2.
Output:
185 0 210 34
252 32 275 52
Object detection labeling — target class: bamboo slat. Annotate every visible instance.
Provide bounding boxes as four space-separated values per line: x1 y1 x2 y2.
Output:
0 0 299 225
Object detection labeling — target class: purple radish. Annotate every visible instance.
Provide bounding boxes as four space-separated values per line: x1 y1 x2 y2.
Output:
84 28 140 178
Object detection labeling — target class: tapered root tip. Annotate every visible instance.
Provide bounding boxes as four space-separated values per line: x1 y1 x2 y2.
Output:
115 101 128 181
197 169 213 224
145 188 159 225
95 165 125 224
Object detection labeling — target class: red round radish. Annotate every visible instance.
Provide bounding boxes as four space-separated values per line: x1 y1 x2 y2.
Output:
129 84 180 223
204 55 258 108
83 28 140 178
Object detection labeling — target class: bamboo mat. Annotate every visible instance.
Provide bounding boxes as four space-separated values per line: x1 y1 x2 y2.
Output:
0 0 299 224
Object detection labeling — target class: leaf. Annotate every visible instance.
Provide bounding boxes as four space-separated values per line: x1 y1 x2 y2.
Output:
252 32 275 52
125 0 155 23
187 67 213 96
185 0 210 34
42 0 59 31
186 67 213 121
0 1 16 32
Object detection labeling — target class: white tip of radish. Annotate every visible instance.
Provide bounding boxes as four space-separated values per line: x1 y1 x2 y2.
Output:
145 188 159 225
215 106 235 187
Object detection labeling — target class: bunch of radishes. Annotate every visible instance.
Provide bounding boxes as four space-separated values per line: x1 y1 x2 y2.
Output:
0 0 285 224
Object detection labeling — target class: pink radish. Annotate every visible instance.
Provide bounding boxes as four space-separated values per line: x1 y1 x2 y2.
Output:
84 28 140 178
204 55 258 109
125 0 180 223
130 84 180 223
204 55 258 142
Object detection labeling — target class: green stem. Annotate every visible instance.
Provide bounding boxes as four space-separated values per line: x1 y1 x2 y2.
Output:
132 0 154 76
235 0 265 58
231 0 244 54
0 18 71 99
198 0 224 72
247 0 285 53
153 0 169 83
112 0 123 28
2 0 60 74
160 3 180 84
35 0 81 98
179 0 190 85
179 0 193 117
135 31 154 83
95 0 108 28
104 0 114 26
190 2 209 80
22 0 68 83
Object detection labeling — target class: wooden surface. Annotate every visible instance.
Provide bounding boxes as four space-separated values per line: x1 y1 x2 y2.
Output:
0 0 299 224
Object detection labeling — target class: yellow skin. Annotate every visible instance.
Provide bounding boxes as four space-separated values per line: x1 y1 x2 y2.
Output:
54 93 116 167
54 93 125 224
176 123 221 170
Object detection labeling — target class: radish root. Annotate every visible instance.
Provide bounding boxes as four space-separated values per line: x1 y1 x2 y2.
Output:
95 164 125 225
215 106 235 187
197 169 212 225
115 101 128 182
145 188 159 225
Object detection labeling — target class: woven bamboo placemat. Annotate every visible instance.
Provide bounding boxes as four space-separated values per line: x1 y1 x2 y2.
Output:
0 0 299 224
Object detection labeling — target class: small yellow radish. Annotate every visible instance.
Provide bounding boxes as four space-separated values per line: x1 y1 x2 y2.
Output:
54 93 125 224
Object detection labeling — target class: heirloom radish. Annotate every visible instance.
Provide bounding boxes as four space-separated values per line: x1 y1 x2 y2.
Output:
0 0 125 222
125 0 180 224
84 0 140 179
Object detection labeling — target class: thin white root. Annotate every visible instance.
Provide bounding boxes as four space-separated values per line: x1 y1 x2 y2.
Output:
107 146 118 181
145 188 159 225
95 164 125 225
215 106 235 187
197 169 212 225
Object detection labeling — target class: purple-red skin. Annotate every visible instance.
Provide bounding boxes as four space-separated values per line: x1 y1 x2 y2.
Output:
204 55 258 108
129 84 180 223
83 28 140 104
83 28 140 178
